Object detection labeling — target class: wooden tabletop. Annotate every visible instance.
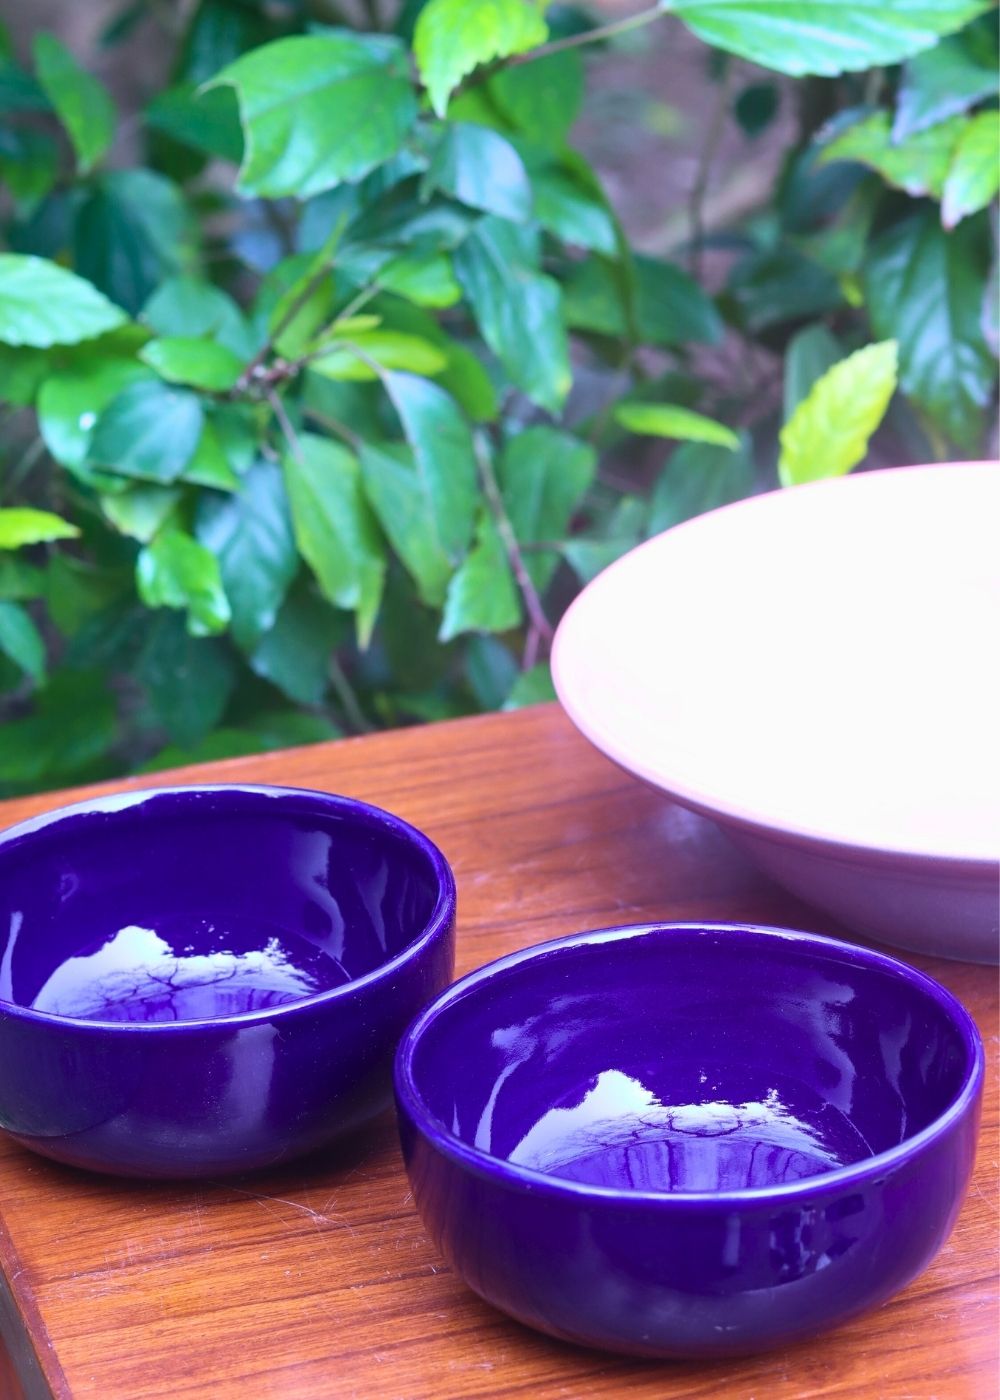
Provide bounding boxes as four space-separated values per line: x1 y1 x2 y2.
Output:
0 705 995 1400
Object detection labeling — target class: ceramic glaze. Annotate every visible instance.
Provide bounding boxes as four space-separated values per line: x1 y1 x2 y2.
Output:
0 785 456 1177
395 924 983 1358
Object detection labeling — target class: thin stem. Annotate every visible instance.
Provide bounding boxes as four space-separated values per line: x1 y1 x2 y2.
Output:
265 387 303 461
492 4 666 76
473 432 553 649
302 405 362 451
688 63 732 279
1 436 46 505
328 656 373 734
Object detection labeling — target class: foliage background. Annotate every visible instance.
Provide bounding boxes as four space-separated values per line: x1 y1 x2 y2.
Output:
0 0 997 795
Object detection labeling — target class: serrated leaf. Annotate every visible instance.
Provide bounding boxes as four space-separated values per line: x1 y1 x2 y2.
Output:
0 255 127 348
140 336 244 391
141 276 255 359
423 122 532 222
360 442 453 607
196 460 298 651
864 208 995 448
664 0 995 77
488 49 583 147
499 426 596 592
282 434 385 645
250 585 346 705
0 508 79 549
894 28 999 140
137 613 236 748
454 214 570 414
615 402 739 450
439 510 521 641
311 330 448 381
101 485 181 543
137 528 231 636
414 0 548 117
783 323 842 420
778 341 898 486
88 380 204 482
0 601 45 683
211 35 418 198
821 111 964 197
942 111 1000 228
33 33 116 173
648 436 756 535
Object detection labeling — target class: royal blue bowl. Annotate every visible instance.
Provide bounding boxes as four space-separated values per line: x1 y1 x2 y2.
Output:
395 923 983 1358
0 785 455 1178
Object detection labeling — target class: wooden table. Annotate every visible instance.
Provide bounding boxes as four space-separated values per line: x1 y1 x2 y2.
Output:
0 706 995 1399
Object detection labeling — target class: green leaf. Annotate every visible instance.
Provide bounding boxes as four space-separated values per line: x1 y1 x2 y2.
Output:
454 215 570 414
529 164 617 254
0 57 48 115
140 336 245 391
282 434 386 646
864 208 995 448
196 460 298 651
0 556 44 601
942 111 1000 228
423 122 532 221
375 250 462 308
615 402 740 450
895 27 999 140
182 420 241 492
0 670 116 793
0 128 58 218
561 536 635 585
211 35 418 199
0 344 49 406
33 33 116 174
414 0 548 117
499 426 596 592
488 49 583 147
783 323 842 420
360 442 453 607
0 601 45 683
73 169 198 316
563 253 723 346
310 330 448 381
88 380 204 482
137 613 236 748
0 508 79 549
145 82 244 164
101 485 181 542
250 585 346 706
46 556 128 637
0 255 127 348
821 111 964 198
383 371 479 560
439 510 520 641
663 0 995 77
37 358 153 474
778 341 899 487
137 528 231 636
726 245 842 331
648 437 756 535
438 343 498 422
503 661 556 709
142 277 255 359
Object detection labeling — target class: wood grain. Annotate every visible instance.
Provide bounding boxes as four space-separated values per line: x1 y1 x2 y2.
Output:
0 705 995 1400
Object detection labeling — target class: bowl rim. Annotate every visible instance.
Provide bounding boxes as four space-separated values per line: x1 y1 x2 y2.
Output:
0 782 456 1034
551 462 1000 873
394 921 985 1205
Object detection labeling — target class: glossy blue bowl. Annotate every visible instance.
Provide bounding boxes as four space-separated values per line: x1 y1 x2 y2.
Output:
395 923 983 1358
0 785 455 1178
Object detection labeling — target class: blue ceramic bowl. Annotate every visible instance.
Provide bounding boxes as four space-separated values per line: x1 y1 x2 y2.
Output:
0 785 455 1178
395 923 983 1358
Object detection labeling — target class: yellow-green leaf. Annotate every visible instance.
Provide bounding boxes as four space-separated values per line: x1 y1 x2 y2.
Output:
778 341 898 487
414 0 548 118
33 33 115 174
821 110 964 198
615 402 740 450
310 331 448 381
0 507 80 549
942 111 1000 228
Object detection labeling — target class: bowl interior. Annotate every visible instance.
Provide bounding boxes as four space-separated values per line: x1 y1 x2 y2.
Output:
405 927 976 1194
0 788 443 1024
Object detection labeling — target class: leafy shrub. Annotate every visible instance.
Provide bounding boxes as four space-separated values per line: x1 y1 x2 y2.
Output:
0 0 996 793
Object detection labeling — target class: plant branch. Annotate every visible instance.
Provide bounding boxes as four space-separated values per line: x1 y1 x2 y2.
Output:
328 656 374 734
490 4 666 77
302 405 362 451
265 387 303 461
473 432 553 651
688 63 733 278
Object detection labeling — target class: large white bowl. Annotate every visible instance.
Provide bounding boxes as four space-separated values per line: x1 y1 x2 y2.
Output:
552 463 1000 963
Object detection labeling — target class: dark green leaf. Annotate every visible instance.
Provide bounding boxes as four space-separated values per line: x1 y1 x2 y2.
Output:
283 434 386 646
33 32 116 174
212 35 418 198
783 323 842 419
414 0 548 116
101 485 180 542
0 670 116 793
499 426 595 592
942 111 1000 228
0 601 44 682
0 556 44 601
137 613 237 748
423 122 532 222
734 82 779 137
177 0 279 84
439 510 520 641
664 0 995 77
37 359 154 473
137 528 231 637
196 460 298 650
141 277 255 359
140 336 244 391
360 442 453 607
45 555 128 635
503 661 556 709
145 82 244 163
383 371 479 561
465 633 518 709
0 255 127 347
0 508 79 548
563 253 723 346
864 208 995 448
648 437 756 536
727 245 842 331
488 49 583 146
454 215 571 414
0 344 50 406
821 111 963 198
0 129 58 218
250 585 346 705
529 164 617 254
894 26 999 140
778 341 899 486
88 380 204 482
0 58 48 114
